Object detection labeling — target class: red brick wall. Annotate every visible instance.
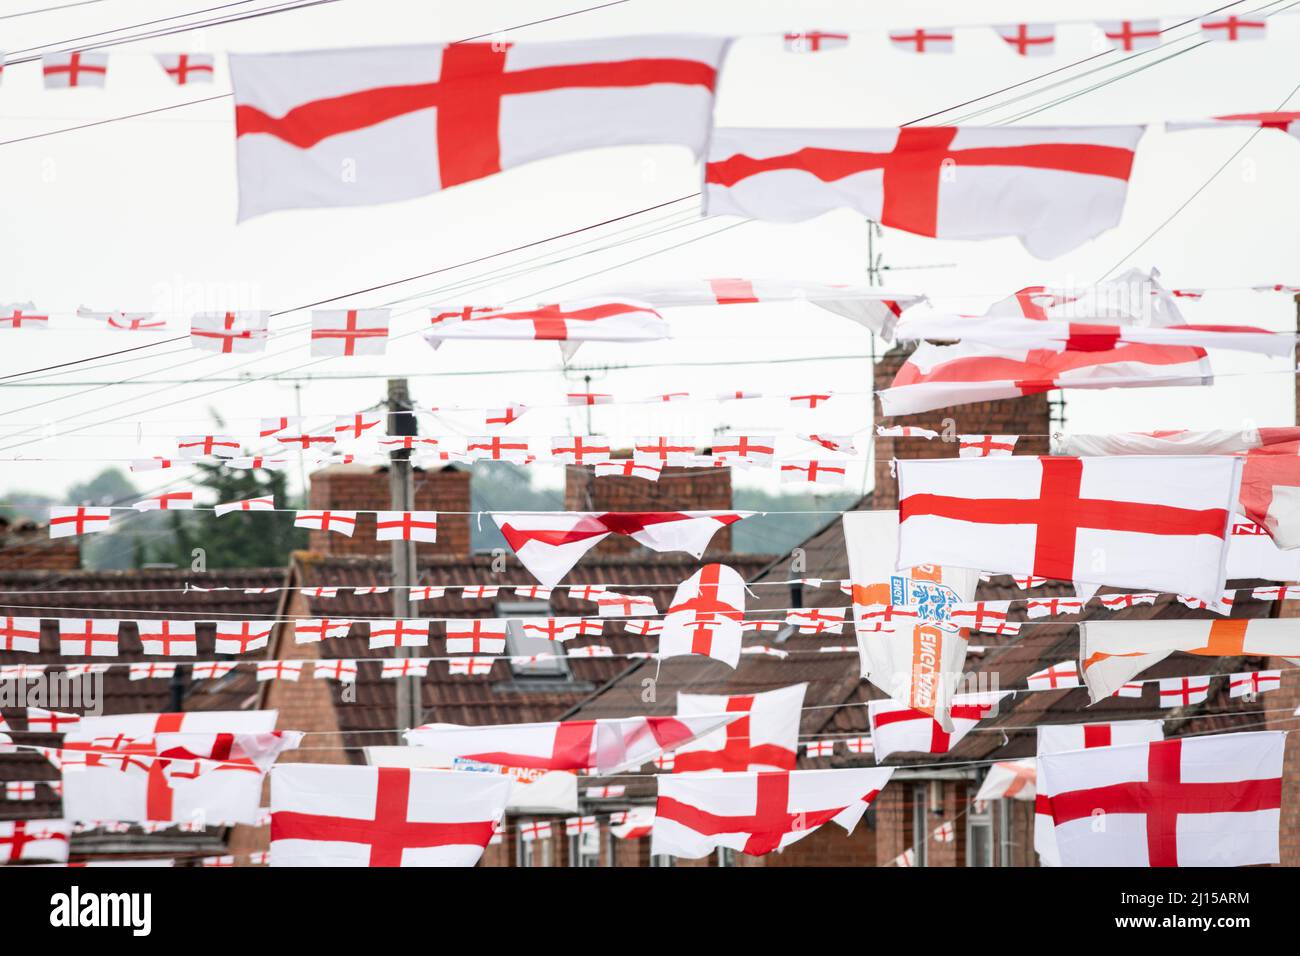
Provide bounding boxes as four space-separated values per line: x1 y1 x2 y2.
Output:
307 464 471 558
872 345 1052 509
0 526 79 570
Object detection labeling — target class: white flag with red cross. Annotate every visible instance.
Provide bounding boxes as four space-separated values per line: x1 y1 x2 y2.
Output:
135 620 198 656
190 311 269 354
156 53 215 84
1039 731 1284 867
983 268 1187 326
294 510 358 536
270 763 512 867
0 302 50 330
1079 619 1300 702
443 620 508 654
1033 718 1165 866
61 711 278 824
867 692 1010 761
1157 676 1213 708
0 820 70 864
973 759 1037 802
994 23 1055 56
958 434 1019 458
879 339 1213 416
610 805 655 839
427 299 669 360
896 456 1239 605
651 767 893 859
58 618 120 656
405 714 738 775
610 278 923 340
230 37 730 219
493 510 749 585
78 307 164 330
780 460 848 485
1099 20 1162 51
673 683 806 773
0 617 42 653
1025 661 1081 691
43 51 107 88
375 511 438 543
26 708 81 733
888 28 954 54
550 436 612 466
48 506 112 538
1200 15 1267 42
782 31 849 53
214 620 275 653
367 619 430 649
1170 111 1300 143
1231 670 1282 698
310 309 389 357
844 510 981 731
705 125 1145 259
658 564 746 668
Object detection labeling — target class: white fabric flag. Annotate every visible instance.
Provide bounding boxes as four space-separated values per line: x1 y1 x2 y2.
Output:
672 683 806 773
973 759 1037 802
657 563 746 668
867 692 1010 760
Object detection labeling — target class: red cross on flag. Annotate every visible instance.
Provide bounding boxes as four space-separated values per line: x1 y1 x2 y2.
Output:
1079 619 1300 702
1229 669 1282 698
26 708 80 733
594 591 656 617
973 759 1037 802
994 23 1055 56
131 490 196 512
780 460 848 485
881 338 1213 415
214 620 275 653
868 692 1010 760
270 763 511 866
333 412 384 440
315 659 358 682
550 435 612 466
1025 661 1081 691
888 28 954 54
1039 731 1284 867
1172 111 1300 142
310 309 389 357
190 311 269 353
494 511 750 585
633 435 694 466
367 619 430 649
713 434 775 466
785 607 847 634
156 53 215 84
519 618 589 642
48 506 112 538
1024 597 1085 619
0 302 50 329
932 820 955 843
652 767 893 859
706 125 1144 259
1200 15 1267 41
78 307 163 330
1 617 43 653
58 618 120 656
375 511 439 543
381 659 430 679
948 601 1016 635
129 662 177 681
782 31 849 53
1099 20 1161 51
448 657 496 676
193 661 237 680
594 459 662 481
230 37 729 218
985 268 1188 326
0 820 70 864
427 299 669 360
658 564 746 668
135 620 198 656
214 496 275 516
406 713 739 774
1157 676 1213 708
295 510 358 536
845 510 982 731
43 51 107 88
409 586 447 602
958 434 1019 458
5 781 36 800
897 456 1239 604
673 683 806 773
257 660 304 682
443 620 507 654
466 436 530 463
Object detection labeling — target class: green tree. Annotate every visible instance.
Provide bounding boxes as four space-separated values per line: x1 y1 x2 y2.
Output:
147 462 305 569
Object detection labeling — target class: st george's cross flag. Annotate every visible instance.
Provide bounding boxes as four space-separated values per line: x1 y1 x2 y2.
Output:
657 563 746 668
983 268 1187 326
672 683 807 773
61 710 279 824
0 820 71 864
651 767 893 859
156 53 215 85
1033 718 1166 867
405 714 738 775
867 692 1010 761
310 309 388 357
426 299 669 360
493 511 750 585
893 316 1296 359
229 37 730 219
43 51 108 88
1079 619 1300 702
994 23 1056 56
844 510 981 730
895 456 1240 604
973 759 1037 802
878 339 1213 415
704 125 1145 258
270 763 512 867
1038 731 1284 867
608 278 925 340
190 311 270 354
374 511 439 543
1170 111 1300 142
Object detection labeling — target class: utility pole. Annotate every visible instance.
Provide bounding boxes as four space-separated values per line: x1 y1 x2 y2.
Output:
387 378 423 732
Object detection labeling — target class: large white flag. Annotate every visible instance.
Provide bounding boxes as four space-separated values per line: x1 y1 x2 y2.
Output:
658 563 746 668
844 510 980 730
231 37 730 218
672 683 806 772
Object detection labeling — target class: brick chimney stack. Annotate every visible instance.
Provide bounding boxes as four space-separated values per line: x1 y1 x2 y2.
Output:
871 344 1052 509
564 458 735 553
306 464 472 558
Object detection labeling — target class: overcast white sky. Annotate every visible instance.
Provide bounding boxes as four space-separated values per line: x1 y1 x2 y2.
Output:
1 0 1298 506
